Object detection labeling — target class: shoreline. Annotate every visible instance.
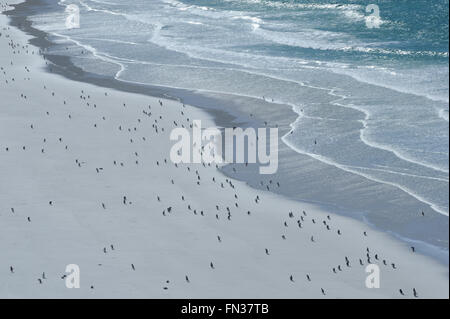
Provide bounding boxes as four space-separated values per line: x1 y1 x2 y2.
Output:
3 0 449 266
1 0 448 298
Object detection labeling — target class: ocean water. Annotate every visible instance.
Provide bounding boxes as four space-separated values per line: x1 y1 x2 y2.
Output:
23 0 448 253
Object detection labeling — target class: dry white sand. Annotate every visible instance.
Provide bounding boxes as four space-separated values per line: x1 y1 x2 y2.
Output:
0 0 448 298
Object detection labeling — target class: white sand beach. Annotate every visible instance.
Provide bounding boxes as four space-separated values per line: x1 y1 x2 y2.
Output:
0 0 448 298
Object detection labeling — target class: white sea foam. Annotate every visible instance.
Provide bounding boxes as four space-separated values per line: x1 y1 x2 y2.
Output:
282 136 449 217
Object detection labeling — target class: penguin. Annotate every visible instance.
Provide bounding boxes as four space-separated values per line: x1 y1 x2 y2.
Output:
265 248 270 255
185 275 190 283
413 288 418 298
399 289 405 296
131 264 135 271
306 274 311 282
289 275 294 282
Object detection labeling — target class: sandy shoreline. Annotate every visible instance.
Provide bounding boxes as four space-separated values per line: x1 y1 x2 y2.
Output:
1 0 448 298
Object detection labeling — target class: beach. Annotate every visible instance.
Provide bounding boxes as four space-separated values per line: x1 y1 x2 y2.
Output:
0 0 448 298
